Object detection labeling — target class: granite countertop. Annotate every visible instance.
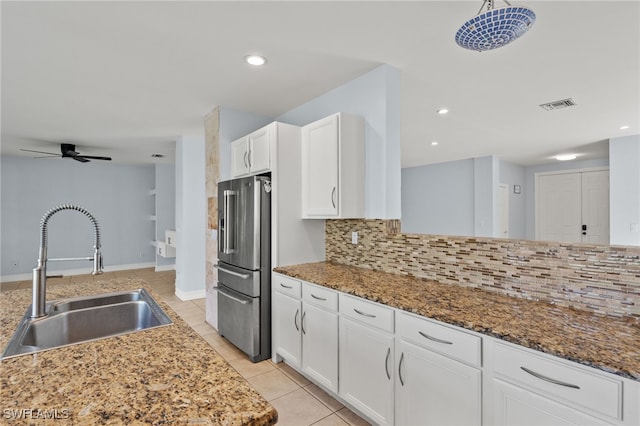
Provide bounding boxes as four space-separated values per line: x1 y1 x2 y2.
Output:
0 279 277 425
274 261 640 381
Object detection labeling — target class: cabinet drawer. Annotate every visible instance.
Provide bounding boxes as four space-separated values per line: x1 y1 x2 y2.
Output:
273 274 301 298
493 342 622 420
397 312 481 367
302 282 338 312
339 294 394 333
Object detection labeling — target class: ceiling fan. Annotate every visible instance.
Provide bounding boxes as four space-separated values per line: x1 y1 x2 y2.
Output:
20 143 112 163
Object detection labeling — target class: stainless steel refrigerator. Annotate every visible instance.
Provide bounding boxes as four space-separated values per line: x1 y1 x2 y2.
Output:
216 175 271 362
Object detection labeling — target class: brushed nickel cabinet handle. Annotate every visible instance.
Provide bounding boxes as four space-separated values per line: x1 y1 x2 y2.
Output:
354 308 376 318
243 150 248 168
301 311 306 335
418 331 453 345
294 309 300 332
331 187 336 208
311 294 327 301
398 352 405 386
520 367 581 389
385 347 391 380
280 283 293 289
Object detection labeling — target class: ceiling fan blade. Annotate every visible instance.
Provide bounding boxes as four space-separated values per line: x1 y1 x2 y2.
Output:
72 156 91 163
77 155 112 161
19 148 60 156
33 155 62 159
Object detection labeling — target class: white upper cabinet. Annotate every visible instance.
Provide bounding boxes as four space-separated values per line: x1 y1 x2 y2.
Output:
231 126 270 178
301 113 364 218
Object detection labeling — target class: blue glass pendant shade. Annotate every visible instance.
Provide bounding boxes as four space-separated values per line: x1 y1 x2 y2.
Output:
455 6 536 52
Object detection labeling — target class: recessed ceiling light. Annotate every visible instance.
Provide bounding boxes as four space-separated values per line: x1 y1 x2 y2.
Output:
554 154 577 161
437 108 449 115
620 125 630 130
431 141 439 146
245 55 267 66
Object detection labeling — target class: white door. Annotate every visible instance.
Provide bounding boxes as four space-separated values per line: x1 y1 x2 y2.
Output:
339 317 394 425
302 114 339 217
581 171 609 244
490 379 610 426
230 137 250 178
273 292 302 368
536 170 609 244
396 340 482 426
248 127 270 174
301 303 339 393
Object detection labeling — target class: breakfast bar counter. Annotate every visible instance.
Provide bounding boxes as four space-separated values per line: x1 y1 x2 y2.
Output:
0 279 277 425
274 261 640 381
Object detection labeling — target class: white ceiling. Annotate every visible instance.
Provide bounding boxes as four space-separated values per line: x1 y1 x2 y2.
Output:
2 1 638 167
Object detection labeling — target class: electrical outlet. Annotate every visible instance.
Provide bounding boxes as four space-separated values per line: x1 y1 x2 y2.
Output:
351 231 358 245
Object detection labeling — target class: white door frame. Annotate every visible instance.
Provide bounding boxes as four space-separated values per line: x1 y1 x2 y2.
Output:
534 166 609 241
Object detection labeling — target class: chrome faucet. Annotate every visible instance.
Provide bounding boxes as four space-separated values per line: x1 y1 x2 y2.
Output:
31 204 103 318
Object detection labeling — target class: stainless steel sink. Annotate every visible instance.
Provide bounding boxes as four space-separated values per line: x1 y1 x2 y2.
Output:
2 289 173 359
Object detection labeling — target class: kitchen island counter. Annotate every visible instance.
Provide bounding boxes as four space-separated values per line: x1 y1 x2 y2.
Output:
0 279 277 425
274 261 640 381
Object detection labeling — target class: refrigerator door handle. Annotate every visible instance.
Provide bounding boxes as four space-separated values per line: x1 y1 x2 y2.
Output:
214 264 250 279
222 189 236 254
214 286 251 305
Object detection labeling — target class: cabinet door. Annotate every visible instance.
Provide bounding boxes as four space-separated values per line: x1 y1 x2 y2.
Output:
273 292 302 368
231 137 250 177
490 379 611 426
302 303 338 393
396 339 481 426
339 317 394 425
248 127 270 174
302 114 339 217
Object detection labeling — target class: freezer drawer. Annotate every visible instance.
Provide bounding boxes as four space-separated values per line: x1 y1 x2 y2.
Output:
217 284 261 359
216 261 261 297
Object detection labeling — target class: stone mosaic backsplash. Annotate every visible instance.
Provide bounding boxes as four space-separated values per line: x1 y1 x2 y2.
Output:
326 219 640 319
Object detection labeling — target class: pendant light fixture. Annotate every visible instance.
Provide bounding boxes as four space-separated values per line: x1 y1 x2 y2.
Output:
455 0 536 52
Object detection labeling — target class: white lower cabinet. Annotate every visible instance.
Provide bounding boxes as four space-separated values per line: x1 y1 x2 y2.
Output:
395 312 482 426
272 274 338 391
490 378 611 426
273 290 302 368
339 316 395 425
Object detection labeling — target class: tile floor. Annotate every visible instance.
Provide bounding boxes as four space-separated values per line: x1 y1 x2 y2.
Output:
1 268 370 426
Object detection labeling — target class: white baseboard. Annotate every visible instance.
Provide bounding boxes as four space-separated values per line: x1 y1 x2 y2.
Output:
1 262 155 283
175 287 206 301
155 264 176 272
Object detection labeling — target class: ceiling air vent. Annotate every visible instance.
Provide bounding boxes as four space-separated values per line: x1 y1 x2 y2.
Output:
539 98 577 111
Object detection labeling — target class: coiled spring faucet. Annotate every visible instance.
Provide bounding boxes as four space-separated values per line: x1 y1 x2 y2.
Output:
31 204 103 318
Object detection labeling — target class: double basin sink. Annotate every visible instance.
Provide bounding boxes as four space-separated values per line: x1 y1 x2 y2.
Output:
2 288 173 359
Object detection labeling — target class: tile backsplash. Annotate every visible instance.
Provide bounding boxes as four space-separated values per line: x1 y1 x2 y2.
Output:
326 219 640 318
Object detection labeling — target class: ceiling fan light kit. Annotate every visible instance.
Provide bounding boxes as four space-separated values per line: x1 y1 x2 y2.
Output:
455 0 536 52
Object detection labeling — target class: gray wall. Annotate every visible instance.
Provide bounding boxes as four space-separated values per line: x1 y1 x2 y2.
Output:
401 159 475 236
499 160 526 239
155 163 175 268
1 155 156 279
609 134 640 246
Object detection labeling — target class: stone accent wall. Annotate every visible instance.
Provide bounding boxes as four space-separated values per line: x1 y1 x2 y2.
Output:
326 219 640 319
204 108 220 291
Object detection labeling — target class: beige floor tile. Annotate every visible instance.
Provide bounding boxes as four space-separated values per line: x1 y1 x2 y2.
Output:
190 322 216 336
335 408 371 426
305 383 344 412
178 310 205 325
270 388 333 426
213 342 247 362
247 369 299 401
192 298 206 310
312 414 350 426
276 362 312 386
228 357 276 379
